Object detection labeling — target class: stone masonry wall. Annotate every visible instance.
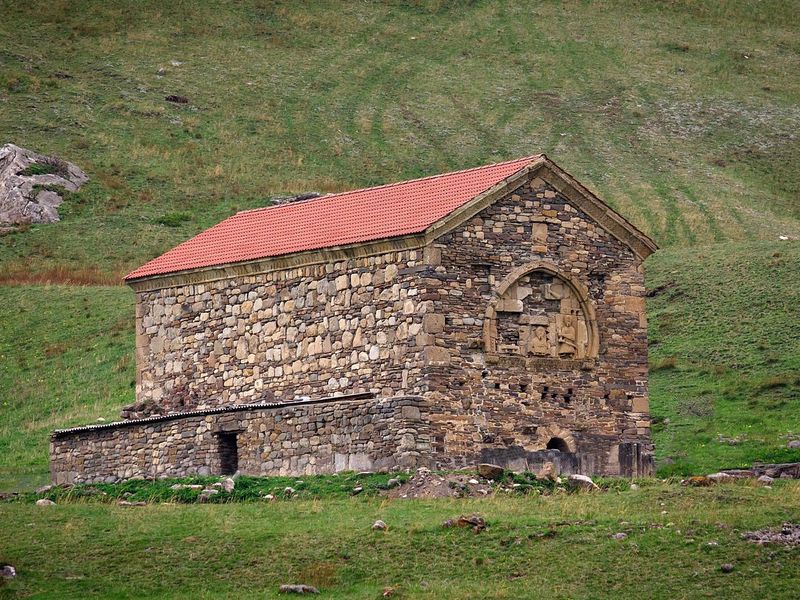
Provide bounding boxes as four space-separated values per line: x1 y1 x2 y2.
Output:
51 396 431 485
131 250 431 417
416 175 652 475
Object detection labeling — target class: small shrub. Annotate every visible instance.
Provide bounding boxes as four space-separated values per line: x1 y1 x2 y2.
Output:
664 42 690 53
651 357 677 371
18 163 59 177
5 75 29 93
155 212 191 227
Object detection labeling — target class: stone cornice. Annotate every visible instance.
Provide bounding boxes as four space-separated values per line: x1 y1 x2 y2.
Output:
127 233 429 292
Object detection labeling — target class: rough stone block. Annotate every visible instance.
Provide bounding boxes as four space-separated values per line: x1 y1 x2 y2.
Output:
422 313 445 334
423 346 450 366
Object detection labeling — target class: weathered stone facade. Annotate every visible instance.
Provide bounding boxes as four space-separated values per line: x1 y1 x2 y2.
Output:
421 176 651 474
128 249 429 417
51 395 430 485
51 156 657 482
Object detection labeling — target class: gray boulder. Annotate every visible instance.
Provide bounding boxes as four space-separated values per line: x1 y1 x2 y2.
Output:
0 143 88 225
567 474 600 491
477 463 505 480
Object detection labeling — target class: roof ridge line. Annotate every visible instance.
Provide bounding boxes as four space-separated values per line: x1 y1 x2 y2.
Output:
234 154 542 218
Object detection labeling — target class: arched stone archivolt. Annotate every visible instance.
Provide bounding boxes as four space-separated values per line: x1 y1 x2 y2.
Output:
483 261 599 359
538 426 577 453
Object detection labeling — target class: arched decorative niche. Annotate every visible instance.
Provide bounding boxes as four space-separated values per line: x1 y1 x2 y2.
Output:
483 261 599 359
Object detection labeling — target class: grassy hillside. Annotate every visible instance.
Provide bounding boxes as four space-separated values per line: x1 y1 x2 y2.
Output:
3 482 800 598
1 0 799 284
1 2 799 598
647 241 800 474
0 1 799 488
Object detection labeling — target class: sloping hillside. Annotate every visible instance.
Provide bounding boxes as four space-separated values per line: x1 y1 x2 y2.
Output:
0 0 799 489
1 0 798 283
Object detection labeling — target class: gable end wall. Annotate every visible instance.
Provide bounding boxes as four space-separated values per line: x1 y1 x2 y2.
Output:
418 175 652 475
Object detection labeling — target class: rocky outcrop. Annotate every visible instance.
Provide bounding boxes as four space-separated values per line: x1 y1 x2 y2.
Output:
0 143 88 225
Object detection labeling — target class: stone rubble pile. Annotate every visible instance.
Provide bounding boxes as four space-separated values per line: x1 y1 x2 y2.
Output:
743 523 800 547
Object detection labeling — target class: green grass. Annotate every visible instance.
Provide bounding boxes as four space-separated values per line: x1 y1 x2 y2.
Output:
1 1 799 597
2 481 800 598
0 285 135 490
29 472 415 504
1 0 799 280
647 241 800 475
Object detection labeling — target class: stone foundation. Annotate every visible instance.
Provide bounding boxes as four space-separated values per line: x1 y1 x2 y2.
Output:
50 395 431 485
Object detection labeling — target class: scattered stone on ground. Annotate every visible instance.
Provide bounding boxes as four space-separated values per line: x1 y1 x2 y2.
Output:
386 478 400 488
681 464 800 487
442 514 487 533
283 487 295 496
165 95 188 104
117 500 146 507
221 477 235 493
682 476 713 487
35 498 55 506
718 462 800 480
263 494 275 501
536 461 558 481
788 440 800 449
197 488 219 503
1 565 16 581
385 467 495 499
351 486 363 495
372 520 388 531
0 143 88 225
611 532 628 540
35 484 53 495
279 584 320 594
269 192 321 206
720 563 734 573
630 483 640 490
382 587 396 597
743 523 800 547
170 484 203 491
567 474 599 491
477 463 504 480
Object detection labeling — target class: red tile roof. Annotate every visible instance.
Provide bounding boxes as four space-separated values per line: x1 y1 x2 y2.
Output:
126 155 542 280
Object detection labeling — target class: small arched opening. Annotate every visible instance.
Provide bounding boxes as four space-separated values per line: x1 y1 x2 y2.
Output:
546 437 571 453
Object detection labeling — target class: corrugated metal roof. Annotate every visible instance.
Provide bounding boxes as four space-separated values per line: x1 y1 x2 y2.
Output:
125 155 541 280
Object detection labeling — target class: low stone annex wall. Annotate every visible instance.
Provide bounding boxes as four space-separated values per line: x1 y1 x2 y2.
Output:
50 395 431 485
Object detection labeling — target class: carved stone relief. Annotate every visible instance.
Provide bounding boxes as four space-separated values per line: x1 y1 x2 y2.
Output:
488 269 594 359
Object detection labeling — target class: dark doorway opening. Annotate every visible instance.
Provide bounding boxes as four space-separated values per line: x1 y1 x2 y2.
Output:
546 437 571 453
218 432 239 475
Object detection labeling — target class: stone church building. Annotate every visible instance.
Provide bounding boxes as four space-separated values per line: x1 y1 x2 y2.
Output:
51 155 657 484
